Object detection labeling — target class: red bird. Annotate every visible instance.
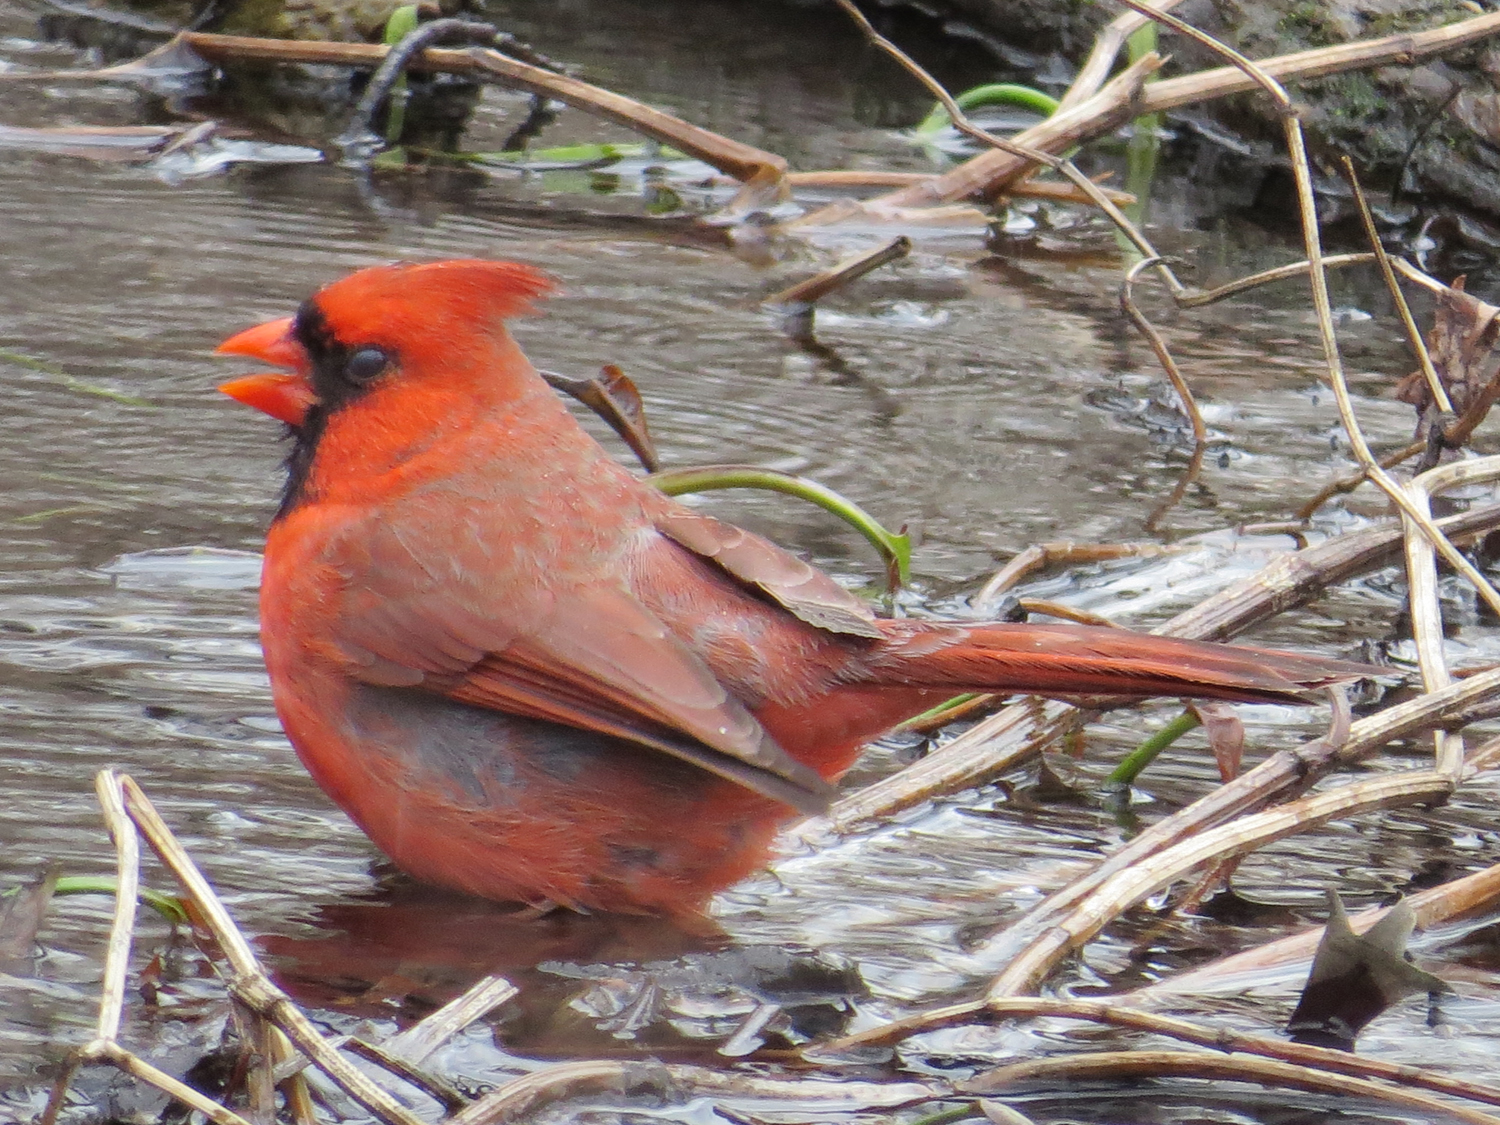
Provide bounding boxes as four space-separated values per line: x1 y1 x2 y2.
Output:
218 259 1366 918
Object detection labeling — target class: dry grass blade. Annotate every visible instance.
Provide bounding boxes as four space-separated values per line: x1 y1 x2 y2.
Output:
92 772 139 1046
116 774 427 1125
962 1050 1500 1125
986 770 1456 997
1400 459 1500 778
1340 157 1450 413
818 995 1500 1110
976 665 1500 993
1120 257 1205 445
40 773 259 1125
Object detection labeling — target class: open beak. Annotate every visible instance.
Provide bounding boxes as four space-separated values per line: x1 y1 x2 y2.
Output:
216 316 317 427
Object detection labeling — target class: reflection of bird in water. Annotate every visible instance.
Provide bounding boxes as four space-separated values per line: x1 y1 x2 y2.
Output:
262 880 859 1059
218 258 1372 920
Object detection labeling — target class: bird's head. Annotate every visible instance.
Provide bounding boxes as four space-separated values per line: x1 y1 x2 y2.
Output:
217 258 557 428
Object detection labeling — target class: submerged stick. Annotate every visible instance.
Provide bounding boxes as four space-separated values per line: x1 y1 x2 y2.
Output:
765 236 910 306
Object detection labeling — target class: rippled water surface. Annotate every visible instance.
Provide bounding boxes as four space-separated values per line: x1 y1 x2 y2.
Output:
3 0 1500 1120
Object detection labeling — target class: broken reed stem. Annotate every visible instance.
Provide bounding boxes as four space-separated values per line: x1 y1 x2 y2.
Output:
92 771 138 1045
962 1050 1500 1125
384 973 519 1065
115 774 427 1125
819 996 1500 1111
1402 459 1500 779
1057 0 1188 111
765 236 911 306
978 665 1500 995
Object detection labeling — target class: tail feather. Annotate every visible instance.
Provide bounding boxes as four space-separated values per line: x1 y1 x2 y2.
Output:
865 622 1373 705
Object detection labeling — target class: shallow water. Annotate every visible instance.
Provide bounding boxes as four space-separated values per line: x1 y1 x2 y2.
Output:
2 0 1500 1120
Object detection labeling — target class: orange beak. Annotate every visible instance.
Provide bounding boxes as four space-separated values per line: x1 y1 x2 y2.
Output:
216 316 317 427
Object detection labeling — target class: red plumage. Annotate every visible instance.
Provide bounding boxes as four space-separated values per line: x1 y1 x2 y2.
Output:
218 259 1369 917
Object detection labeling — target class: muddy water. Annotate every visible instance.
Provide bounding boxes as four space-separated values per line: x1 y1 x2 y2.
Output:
2 0 1500 1119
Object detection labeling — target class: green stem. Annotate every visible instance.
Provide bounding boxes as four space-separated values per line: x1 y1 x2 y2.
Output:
48 876 189 925
916 83 1060 136
899 692 981 729
381 5 420 145
647 465 910 588
1105 708 1201 789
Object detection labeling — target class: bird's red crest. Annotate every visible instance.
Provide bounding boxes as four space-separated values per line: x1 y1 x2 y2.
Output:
312 259 557 348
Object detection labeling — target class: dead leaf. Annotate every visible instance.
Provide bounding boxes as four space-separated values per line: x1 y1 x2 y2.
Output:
0 866 59 973
541 364 660 472
1286 889 1449 1050
1190 701 1244 782
1397 275 1500 425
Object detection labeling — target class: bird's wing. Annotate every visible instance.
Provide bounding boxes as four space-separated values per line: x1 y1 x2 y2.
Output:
654 508 881 638
313 515 837 813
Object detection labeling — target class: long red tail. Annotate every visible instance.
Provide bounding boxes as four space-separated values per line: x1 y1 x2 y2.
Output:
863 621 1372 705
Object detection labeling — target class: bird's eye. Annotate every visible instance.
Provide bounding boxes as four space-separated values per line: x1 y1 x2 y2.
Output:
344 346 390 384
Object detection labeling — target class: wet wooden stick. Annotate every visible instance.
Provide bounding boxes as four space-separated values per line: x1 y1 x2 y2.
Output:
963 1050 1500 1125
765 237 910 306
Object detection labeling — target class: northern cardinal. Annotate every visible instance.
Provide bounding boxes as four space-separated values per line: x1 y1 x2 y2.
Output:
218 259 1368 918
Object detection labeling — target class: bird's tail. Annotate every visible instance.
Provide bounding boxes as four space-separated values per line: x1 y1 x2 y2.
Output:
864 621 1374 705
